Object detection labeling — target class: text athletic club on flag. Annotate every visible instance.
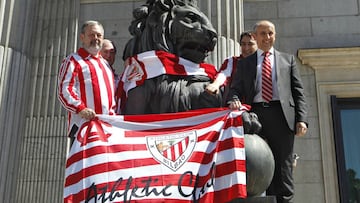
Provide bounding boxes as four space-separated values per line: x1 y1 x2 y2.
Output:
64 108 247 203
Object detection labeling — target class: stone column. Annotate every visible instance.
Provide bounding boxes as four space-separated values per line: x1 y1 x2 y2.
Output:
0 0 34 201
0 0 80 202
198 0 243 68
16 0 80 201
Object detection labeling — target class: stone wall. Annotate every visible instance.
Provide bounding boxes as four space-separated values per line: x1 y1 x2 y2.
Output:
244 0 360 55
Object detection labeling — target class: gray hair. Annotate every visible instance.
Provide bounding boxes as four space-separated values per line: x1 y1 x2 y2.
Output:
81 20 104 34
252 20 275 32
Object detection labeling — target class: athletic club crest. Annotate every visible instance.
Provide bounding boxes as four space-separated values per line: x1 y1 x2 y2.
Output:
146 131 197 171
124 58 144 82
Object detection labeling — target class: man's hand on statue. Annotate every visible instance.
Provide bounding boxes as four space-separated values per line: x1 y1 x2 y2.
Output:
228 99 242 110
79 108 96 120
205 83 220 94
295 122 307 137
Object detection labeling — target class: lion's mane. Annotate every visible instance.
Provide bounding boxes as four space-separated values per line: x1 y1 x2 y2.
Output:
123 0 216 64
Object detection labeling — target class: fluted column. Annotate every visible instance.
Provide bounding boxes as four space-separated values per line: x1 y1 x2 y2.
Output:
15 0 80 202
0 0 79 202
0 0 33 201
199 0 243 68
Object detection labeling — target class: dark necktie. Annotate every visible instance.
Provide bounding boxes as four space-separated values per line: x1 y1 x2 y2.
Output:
262 52 272 102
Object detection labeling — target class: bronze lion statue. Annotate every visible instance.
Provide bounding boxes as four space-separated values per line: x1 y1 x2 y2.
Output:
117 0 222 114
123 0 217 63
116 0 273 199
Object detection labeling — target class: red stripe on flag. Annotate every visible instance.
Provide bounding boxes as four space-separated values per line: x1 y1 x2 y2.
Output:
123 108 229 123
66 144 148 168
213 183 247 201
65 158 159 187
217 137 245 151
124 115 225 138
224 115 243 129
215 160 246 178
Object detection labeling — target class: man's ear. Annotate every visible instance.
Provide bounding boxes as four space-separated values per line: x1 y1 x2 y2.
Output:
79 33 85 43
251 33 257 41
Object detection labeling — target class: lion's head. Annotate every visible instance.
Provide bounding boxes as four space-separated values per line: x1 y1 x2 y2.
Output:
123 0 217 64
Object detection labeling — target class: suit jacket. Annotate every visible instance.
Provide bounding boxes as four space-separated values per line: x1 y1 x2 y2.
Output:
227 49 308 131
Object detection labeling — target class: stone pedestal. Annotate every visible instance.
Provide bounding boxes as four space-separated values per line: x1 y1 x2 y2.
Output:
229 196 277 203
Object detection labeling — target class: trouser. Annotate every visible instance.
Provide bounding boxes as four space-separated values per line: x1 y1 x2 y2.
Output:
252 102 295 203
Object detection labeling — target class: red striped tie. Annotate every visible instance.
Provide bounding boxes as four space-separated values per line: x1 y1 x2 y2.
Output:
262 52 272 102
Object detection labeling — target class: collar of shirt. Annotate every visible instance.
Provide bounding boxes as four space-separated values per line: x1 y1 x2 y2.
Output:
256 47 274 59
78 47 101 59
256 47 275 69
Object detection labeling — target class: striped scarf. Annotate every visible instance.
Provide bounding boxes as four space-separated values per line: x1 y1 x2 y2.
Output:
116 50 218 114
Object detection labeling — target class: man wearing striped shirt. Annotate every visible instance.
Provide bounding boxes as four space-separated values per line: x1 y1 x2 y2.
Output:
57 20 116 138
205 31 257 104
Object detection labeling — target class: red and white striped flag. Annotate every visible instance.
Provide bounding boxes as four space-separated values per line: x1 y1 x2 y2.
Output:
64 108 247 203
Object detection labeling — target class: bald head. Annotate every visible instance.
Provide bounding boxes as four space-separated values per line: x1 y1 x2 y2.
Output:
253 20 275 33
252 20 276 52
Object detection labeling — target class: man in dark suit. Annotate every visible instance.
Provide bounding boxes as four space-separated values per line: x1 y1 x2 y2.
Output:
227 20 308 203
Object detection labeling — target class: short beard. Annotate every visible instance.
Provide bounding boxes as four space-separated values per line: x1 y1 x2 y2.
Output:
85 45 101 56
84 41 102 56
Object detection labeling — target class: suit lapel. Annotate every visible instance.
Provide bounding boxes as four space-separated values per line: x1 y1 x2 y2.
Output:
249 52 257 83
248 53 258 102
274 49 282 91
